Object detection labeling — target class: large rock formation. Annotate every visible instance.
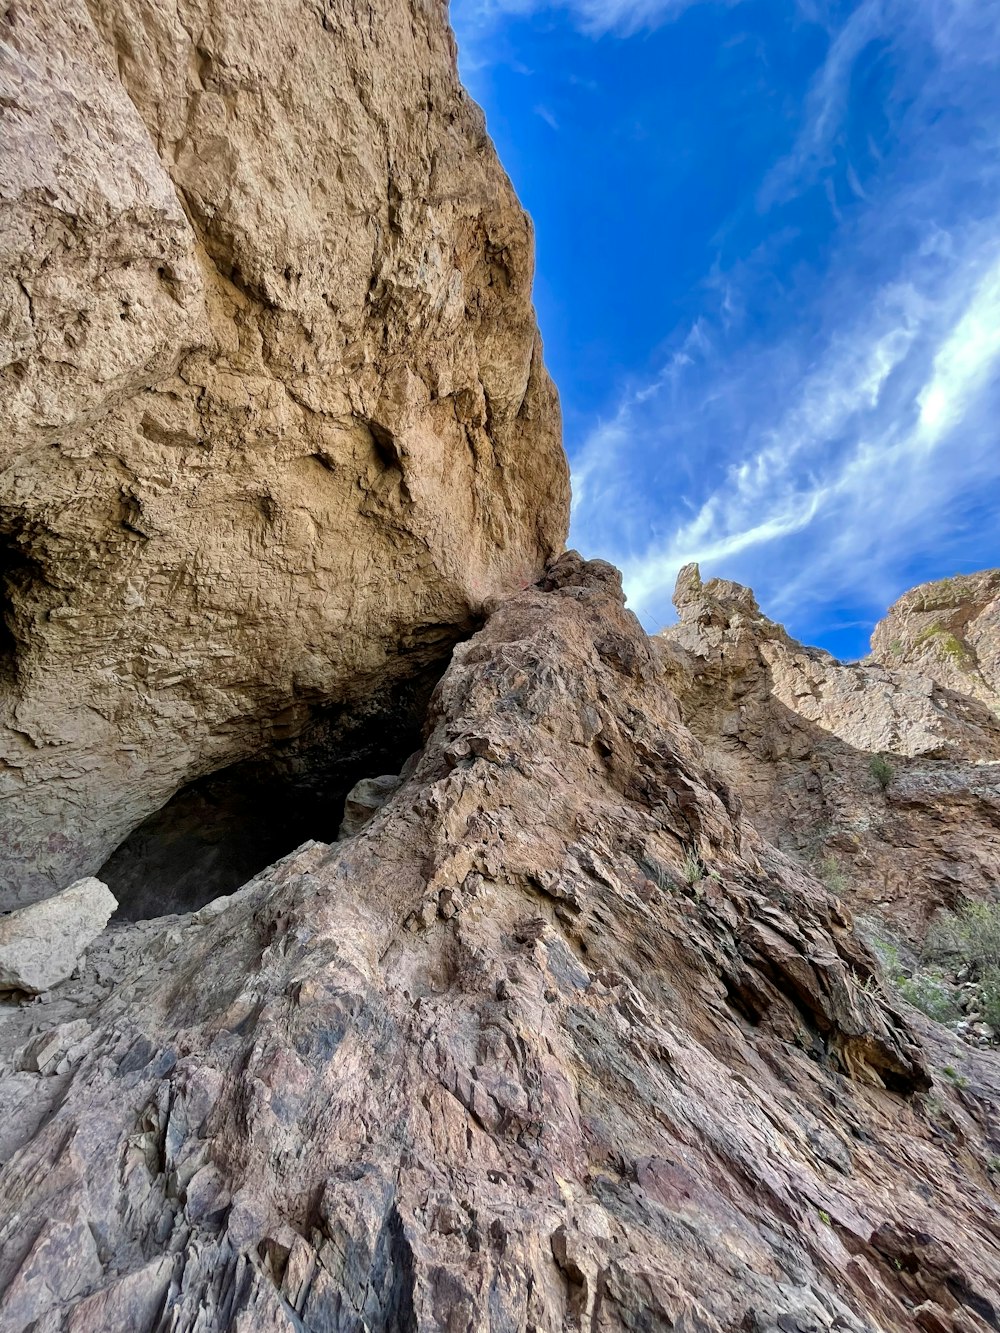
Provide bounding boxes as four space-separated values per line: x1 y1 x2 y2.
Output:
870 570 1000 709
5 4 1000 1329
3 554 999 1332
0 0 569 909
658 566 1000 938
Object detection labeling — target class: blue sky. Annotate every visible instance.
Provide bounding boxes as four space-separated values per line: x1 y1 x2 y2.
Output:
450 0 1000 659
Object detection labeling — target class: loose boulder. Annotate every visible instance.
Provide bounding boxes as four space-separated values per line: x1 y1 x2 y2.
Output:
337 774 404 840
0 878 118 994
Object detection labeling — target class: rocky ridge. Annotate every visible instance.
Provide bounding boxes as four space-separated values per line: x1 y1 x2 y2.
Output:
1 554 1000 1332
658 565 1000 939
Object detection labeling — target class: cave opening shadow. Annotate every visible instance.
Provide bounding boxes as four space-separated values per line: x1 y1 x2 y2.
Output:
99 678 436 922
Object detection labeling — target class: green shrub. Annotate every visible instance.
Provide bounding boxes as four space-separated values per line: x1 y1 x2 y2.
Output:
682 849 704 886
916 621 946 645
861 919 962 1023
926 900 1000 970
896 968 961 1023
981 965 1000 1030
869 754 894 791
921 898 1000 1030
915 623 970 666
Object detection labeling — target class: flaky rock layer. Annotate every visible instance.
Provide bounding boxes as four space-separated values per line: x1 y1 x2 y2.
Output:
2 556 998 1332
0 0 569 907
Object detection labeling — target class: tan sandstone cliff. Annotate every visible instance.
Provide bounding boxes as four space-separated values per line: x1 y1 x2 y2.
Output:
0 0 569 910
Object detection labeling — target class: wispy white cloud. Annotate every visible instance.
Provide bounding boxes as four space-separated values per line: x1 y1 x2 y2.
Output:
560 0 1000 646
534 103 561 129
915 260 1000 444
580 234 1000 634
452 0 716 42
759 0 888 207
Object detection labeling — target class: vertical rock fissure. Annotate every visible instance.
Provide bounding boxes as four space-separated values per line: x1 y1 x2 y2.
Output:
0 525 38 688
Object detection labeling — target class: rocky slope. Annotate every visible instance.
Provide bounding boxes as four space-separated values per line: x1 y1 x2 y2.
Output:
0 0 569 911
658 566 1000 939
3 553 1000 1333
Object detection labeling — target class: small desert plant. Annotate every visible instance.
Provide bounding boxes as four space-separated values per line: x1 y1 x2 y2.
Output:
816 855 847 895
979 967 1000 1030
861 919 905 973
861 919 962 1025
639 858 679 896
916 898 1000 1030
896 968 961 1023
939 633 969 663
926 900 1000 971
915 623 971 666
941 1066 969 1090
855 971 884 998
869 754 894 791
919 1092 949 1123
682 849 705 886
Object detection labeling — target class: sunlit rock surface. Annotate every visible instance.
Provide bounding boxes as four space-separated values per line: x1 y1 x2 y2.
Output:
0 0 569 908
659 565 1000 938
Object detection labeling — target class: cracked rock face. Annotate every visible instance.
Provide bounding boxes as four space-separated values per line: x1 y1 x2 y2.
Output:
2 554 999 1332
870 569 1000 709
658 565 1000 938
0 0 569 907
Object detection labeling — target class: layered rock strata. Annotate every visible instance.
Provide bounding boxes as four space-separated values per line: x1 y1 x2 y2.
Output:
658 567 1000 938
0 0 569 908
1 555 998 1332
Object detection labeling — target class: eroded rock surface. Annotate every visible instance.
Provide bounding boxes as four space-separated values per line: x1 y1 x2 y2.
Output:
2 555 998 1332
870 569 1000 707
658 566 1000 938
0 0 569 907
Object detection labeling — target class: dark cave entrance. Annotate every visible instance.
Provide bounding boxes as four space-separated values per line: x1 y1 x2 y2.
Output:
98 671 441 922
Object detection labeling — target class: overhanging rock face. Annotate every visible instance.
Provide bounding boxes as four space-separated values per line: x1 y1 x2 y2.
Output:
0 0 570 906
1 555 998 1331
